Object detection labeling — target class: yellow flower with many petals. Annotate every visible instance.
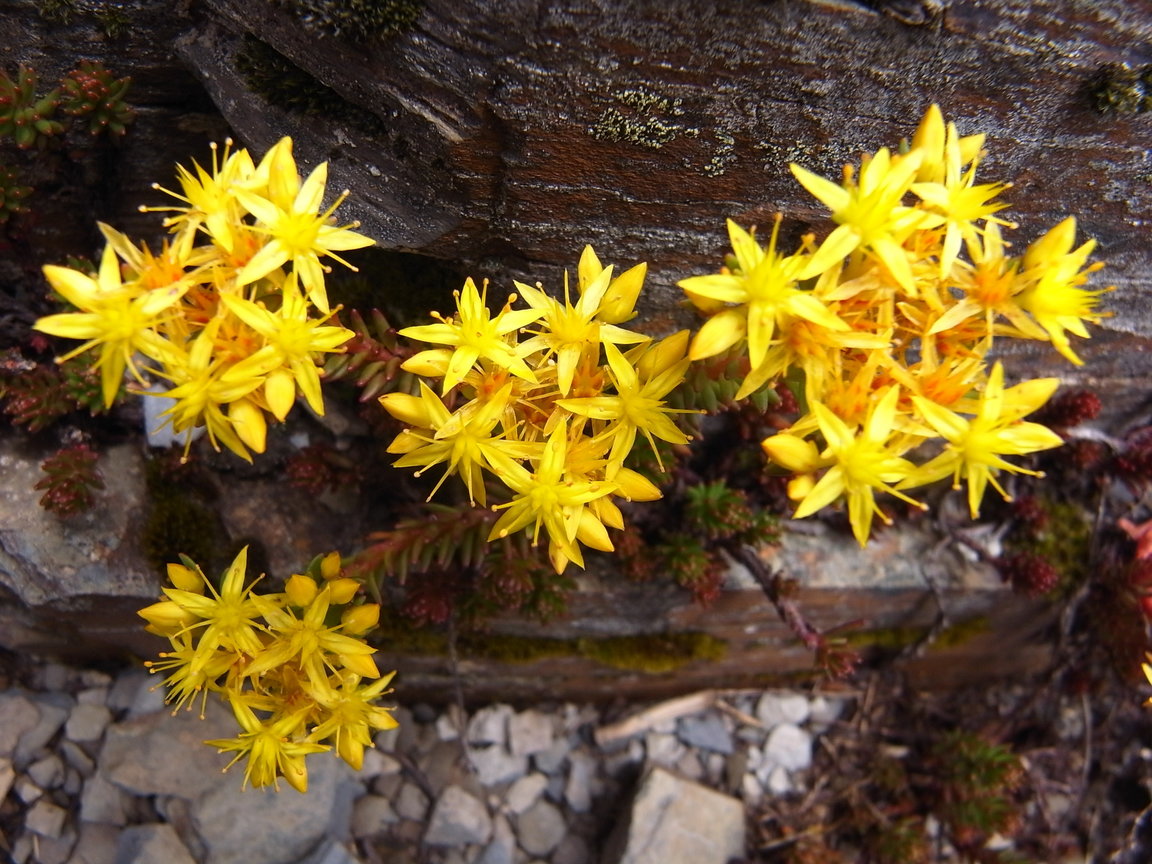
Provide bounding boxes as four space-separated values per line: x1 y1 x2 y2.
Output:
488 419 618 572
34 243 188 406
515 267 649 395
205 697 328 793
907 362 1063 518
792 148 941 292
679 217 850 372
769 387 926 545
220 273 353 420
234 138 374 313
401 277 542 394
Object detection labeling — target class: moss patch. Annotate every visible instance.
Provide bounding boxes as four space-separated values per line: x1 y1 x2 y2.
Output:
376 619 727 674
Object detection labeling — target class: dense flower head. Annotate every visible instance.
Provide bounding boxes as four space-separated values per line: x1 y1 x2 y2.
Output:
139 548 396 792
687 104 1109 544
382 249 694 573
34 137 368 461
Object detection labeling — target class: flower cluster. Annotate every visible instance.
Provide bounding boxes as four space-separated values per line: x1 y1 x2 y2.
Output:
139 547 396 793
683 105 1108 544
33 137 372 460
379 249 694 573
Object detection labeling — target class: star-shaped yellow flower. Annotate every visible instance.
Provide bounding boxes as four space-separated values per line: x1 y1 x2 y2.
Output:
908 362 1063 518
401 277 542 394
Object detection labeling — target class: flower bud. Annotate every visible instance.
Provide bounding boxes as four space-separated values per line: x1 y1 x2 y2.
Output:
341 603 380 635
138 600 197 635
327 577 359 605
285 573 318 607
320 551 342 581
166 562 203 593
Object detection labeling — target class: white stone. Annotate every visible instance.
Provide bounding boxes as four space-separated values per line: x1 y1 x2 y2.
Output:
65 703 112 743
765 765 792 796
477 813 516 864
508 710 554 757
99 700 235 798
469 745 528 787
80 773 129 826
15 777 42 804
0 693 42 760
190 752 359 864
358 748 400 779
564 751 596 813
143 386 203 448
26 799 68 839
115 824 197 864
395 782 431 821
26 753 63 789
604 767 745 864
467 705 513 747
425 785 493 847
517 800 566 857
69 821 121 864
0 758 13 801
530 735 572 776
76 687 109 706
506 773 548 814
740 772 763 806
807 695 848 727
58 740 95 778
436 713 462 742
763 724 812 773
643 732 686 768
351 794 398 837
755 692 810 729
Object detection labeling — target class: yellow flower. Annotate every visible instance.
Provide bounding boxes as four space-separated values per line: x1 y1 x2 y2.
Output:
150 547 268 679
235 138 374 313
791 149 940 292
1014 217 1111 365
927 222 1046 343
154 318 280 461
34 243 188 406
488 419 617 572
142 138 257 253
401 277 542 394
679 217 849 369
577 245 647 324
307 671 398 771
515 266 649 395
909 114 1013 277
557 339 692 475
205 696 328 793
908 362 1063 518
774 387 925 545
381 381 521 506
248 584 381 684
220 273 353 419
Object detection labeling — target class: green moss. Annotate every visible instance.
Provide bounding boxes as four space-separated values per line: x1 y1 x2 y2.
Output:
274 0 422 41
236 37 389 135
375 621 727 674
140 457 227 577
1008 496 1093 590
577 632 727 673
37 0 78 24
462 634 575 664
846 616 989 651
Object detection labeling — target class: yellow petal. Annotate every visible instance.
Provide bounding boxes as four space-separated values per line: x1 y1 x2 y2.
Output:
229 399 267 454
285 573 319 607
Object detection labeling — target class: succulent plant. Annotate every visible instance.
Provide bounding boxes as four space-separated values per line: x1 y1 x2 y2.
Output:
59 60 134 137
0 161 32 222
0 65 63 149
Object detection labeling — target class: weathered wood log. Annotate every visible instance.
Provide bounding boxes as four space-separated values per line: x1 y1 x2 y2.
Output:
174 1 1152 302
